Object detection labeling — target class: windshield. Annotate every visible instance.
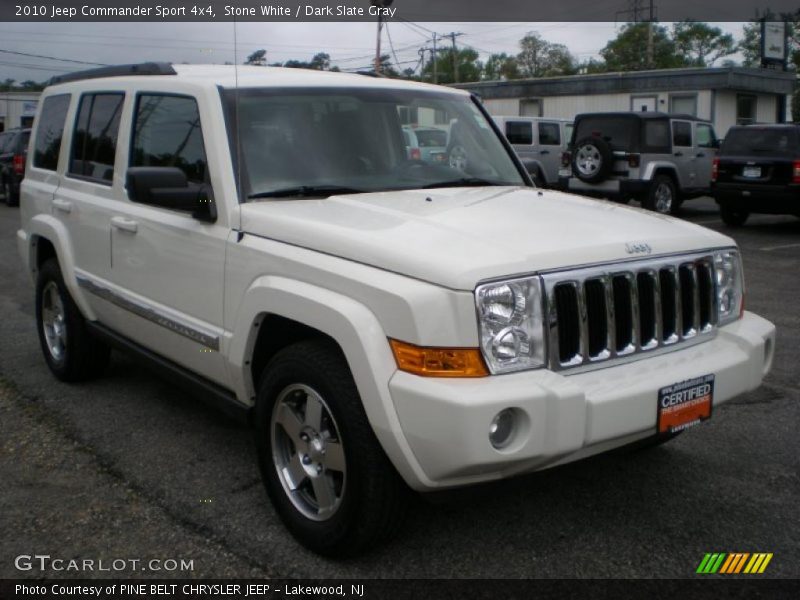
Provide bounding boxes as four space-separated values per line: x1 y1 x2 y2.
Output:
221 87 525 200
722 127 799 157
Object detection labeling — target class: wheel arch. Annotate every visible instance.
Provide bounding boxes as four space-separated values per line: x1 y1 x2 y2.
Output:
227 275 431 489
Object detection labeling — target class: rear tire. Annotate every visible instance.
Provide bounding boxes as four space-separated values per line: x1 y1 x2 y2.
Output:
719 204 749 227
643 175 678 215
254 340 408 557
35 258 110 381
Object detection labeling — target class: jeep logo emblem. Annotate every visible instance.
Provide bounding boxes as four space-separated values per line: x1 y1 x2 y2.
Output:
625 242 652 255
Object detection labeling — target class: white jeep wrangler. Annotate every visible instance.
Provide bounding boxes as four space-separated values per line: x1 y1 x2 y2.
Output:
18 63 775 556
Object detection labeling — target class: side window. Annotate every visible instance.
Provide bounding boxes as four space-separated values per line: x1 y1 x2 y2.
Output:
538 122 561 146
696 124 716 148
505 121 533 145
33 94 71 171
672 121 692 147
69 93 124 183
131 94 209 185
644 120 670 150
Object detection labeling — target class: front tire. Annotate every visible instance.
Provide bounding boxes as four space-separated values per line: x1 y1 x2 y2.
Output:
35 258 110 381
719 204 749 227
254 340 407 557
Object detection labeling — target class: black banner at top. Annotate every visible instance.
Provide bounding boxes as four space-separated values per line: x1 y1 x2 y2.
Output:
0 0 797 22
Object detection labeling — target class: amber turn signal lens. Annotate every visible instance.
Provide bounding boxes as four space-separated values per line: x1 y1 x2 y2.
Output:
389 339 489 378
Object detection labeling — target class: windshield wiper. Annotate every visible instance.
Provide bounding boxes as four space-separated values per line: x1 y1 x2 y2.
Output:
248 185 367 199
420 177 508 189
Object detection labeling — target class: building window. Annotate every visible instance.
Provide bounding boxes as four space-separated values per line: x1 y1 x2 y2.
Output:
669 94 698 117
737 94 757 125
520 98 542 117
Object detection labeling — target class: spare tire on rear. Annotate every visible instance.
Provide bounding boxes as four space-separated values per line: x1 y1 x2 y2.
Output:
572 136 613 183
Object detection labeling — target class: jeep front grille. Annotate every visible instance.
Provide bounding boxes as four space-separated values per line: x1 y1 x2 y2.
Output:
542 253 717 371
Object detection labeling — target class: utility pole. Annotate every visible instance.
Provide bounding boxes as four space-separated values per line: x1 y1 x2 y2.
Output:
646 0 655 69
447 32 463 83
374 15 383 75
432 33 438 84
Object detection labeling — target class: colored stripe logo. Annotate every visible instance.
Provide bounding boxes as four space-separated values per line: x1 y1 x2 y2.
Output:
696 553 773 574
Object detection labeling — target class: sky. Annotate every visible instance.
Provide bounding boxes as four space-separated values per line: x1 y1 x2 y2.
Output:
0 21 748 83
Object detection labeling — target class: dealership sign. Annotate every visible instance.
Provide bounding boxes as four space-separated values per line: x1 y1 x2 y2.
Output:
761 21 788 69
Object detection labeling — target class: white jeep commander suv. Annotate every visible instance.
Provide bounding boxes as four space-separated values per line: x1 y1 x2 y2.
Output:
18 63 775 556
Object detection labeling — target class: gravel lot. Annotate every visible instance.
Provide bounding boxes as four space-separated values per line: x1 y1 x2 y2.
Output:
1 196 798 579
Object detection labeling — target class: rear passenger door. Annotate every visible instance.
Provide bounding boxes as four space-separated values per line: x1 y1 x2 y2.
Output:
671 120 694 191
108 93 230 387
537 121 563 185
693 122 717 192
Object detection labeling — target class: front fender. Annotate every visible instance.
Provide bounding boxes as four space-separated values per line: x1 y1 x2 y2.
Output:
26 215 96 321
226 275 433 489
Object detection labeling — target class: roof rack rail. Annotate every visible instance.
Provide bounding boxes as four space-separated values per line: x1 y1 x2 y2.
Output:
48 62 176 86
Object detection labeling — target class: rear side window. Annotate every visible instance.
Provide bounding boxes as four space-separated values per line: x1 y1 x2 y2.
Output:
131 94 209 184
69 93 124 183
696 124 716 148
414 129 447 147
721 128 799 157
672 121 692 147
573 117 635 151
505 121 533 145
33 94 70 171
538 122 561 145
643 120 670 152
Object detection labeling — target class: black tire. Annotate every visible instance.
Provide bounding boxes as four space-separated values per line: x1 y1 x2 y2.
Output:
254 340 408 557
719 204 749 227
35 258 110 381
643 175 678 215
571 136 613 183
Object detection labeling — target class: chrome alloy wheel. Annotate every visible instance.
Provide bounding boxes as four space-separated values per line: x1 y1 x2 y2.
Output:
41 281 67 362
575 144 602 177
271 383 346 521
654 181 673 213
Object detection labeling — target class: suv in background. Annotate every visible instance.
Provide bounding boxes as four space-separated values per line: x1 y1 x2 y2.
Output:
560 112 718 214
0 127 31 206
493 116 572 187
19 63 774 557
402 125 448 164
712 124 800 226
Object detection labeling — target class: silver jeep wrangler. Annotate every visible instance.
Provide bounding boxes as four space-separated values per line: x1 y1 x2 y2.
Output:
560 112 719 214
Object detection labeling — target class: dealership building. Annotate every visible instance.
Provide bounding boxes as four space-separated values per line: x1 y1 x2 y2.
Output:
0 91 40 132
456 66 796 136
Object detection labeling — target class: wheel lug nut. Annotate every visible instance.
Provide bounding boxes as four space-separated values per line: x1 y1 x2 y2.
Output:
316 465 323 473
302 455 311 465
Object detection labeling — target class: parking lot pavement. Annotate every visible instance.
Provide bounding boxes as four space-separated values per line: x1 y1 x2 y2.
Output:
1 197 798 579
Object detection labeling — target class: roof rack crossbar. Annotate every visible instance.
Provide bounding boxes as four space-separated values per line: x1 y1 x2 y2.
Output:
48 62 176 86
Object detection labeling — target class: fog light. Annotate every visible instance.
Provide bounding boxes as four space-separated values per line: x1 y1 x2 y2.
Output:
489 409 516 449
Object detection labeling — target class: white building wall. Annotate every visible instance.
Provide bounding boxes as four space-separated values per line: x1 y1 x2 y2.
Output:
482 98 520 116
0 92 40 131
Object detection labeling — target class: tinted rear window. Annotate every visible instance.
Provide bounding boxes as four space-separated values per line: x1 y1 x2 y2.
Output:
573 116 636 151
722 128 799 157
33 95 71 171
505 121 533 145
414 129 447 147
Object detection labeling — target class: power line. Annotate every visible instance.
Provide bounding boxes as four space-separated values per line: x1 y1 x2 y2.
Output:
0 48 105 66
385 22 401 68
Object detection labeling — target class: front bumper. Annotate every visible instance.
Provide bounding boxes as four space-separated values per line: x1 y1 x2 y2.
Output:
388 311 775 490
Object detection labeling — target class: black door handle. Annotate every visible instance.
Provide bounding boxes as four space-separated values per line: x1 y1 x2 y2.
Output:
696 153 705 158
674 152 683 157
540 150 550 155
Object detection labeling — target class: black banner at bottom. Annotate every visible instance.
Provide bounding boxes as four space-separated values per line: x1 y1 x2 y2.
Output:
2 579 800 600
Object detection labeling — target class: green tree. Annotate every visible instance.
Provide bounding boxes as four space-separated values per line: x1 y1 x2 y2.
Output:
245 49 267 66
421 48 482 84
600 22 684 71
672 21 736 66
516 32 577 77
482 53 520 80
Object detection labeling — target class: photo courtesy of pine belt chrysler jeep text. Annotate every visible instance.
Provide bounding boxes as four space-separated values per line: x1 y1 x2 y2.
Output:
17 62 776 557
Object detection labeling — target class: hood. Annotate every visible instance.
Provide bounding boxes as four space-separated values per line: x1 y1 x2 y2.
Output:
240 187 733 290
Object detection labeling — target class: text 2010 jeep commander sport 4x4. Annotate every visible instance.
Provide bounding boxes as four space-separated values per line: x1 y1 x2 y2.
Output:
18 63 775 556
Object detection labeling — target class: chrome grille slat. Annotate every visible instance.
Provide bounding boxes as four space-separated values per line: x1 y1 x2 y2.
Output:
542 253 718 372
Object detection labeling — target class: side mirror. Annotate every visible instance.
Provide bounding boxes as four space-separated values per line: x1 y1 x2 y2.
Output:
126 167 216 222
712 138 722 149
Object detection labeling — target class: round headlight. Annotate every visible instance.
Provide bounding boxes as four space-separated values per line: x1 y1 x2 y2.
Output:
491 327 530 361
480 283 526 326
